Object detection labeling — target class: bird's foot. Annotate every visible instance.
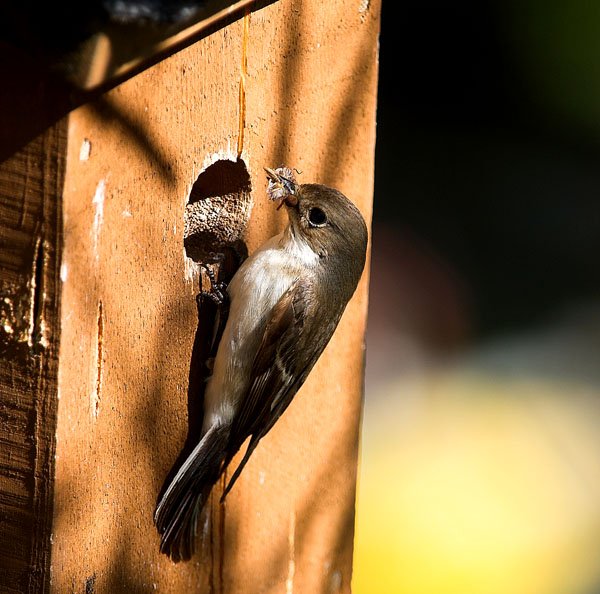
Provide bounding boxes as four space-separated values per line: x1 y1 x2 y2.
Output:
199 264 228 306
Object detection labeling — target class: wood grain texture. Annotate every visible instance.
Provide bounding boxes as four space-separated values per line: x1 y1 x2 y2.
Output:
0 122 66 593
52 0 380 591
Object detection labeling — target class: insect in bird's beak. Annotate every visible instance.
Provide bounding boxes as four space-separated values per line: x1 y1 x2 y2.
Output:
264 167 299 209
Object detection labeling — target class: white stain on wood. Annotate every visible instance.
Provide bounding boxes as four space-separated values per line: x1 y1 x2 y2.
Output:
286 510 296 594
359 0 370 21
60 262 68 283
92 179 106 261
80 138 92 161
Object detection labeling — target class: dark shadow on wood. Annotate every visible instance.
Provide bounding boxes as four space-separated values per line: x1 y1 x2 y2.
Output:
156 251 246 487
0 0 277 164
156 156 250 535
87 95 179 187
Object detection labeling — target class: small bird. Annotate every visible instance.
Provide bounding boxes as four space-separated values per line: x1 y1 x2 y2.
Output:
155 167 368 561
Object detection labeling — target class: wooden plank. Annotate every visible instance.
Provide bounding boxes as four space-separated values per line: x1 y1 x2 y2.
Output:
52 0 380 591
0 122 66 593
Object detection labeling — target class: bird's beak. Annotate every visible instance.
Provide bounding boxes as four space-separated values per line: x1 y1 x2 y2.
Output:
264 167 280 182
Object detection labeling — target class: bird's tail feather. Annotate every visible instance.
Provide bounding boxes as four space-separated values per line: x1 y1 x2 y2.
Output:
154 423 229 562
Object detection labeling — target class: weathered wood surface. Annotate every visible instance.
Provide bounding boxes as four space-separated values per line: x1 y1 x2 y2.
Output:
0 123 66 593
0 0 379 591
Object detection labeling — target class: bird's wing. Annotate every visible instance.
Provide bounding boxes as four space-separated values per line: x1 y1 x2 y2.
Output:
220 276 338 499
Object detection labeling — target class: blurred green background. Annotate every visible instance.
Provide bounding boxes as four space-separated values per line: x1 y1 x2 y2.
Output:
353 2 600 593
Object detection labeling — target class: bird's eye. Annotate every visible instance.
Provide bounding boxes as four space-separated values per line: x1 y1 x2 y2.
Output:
307 207 327 227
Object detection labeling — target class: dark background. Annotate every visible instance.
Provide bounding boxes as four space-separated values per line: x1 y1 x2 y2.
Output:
369 0 600 360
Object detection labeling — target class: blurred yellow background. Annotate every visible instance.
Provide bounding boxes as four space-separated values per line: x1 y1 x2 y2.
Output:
354 357 600 594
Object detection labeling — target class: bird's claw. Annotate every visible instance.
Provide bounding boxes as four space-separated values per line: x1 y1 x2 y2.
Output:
200 264 228 306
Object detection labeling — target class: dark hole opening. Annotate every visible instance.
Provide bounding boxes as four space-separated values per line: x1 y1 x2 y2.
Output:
184 158 250 265
188 158 251 204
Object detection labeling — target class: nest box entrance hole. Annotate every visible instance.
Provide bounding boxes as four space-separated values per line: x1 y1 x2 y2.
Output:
184 157 251 281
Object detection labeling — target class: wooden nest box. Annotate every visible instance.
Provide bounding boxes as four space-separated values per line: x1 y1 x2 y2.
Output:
0 1 380 591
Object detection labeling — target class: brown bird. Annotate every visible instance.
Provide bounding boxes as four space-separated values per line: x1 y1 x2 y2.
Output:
155 167 368 561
